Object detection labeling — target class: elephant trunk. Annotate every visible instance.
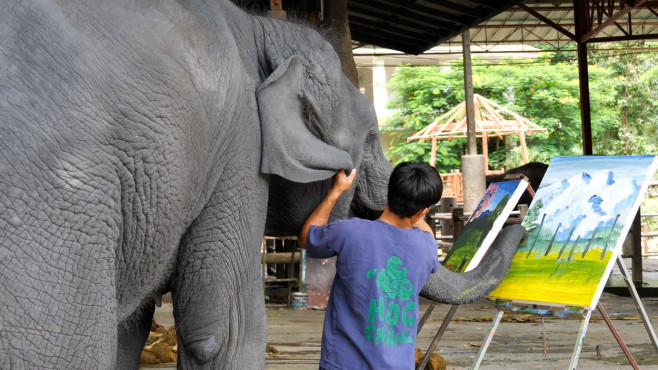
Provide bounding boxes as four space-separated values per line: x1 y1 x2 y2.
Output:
420 225 527 305
349 160 392 220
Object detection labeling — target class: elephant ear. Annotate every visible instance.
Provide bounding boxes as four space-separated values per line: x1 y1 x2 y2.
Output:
257 55 353 183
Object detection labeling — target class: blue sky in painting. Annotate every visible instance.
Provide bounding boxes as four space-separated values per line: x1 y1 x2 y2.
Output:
473 180 524 215
525 155 657 242
538 155 656 189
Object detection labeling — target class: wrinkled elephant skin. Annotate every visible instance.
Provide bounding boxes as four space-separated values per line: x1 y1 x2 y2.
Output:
421 224 528 304
0 1 390 369
0 1 527 369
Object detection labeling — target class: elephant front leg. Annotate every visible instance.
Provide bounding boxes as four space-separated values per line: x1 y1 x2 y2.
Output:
116 302 155 369
172 182 267 369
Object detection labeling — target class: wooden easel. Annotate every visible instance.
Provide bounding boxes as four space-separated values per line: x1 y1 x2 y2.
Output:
416 174 534 370
471 253 658 369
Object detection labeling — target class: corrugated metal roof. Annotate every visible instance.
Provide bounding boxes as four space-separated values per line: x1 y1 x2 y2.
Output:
458 0 658 51
347 0 525 55
239 1 658 54
348 1 658 54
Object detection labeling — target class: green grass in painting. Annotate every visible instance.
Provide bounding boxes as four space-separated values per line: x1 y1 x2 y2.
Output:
443 228 485 272
443 194 512 272
490 224 621 307
491 247 614 307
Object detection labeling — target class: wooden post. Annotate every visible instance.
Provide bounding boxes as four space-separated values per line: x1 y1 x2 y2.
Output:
440 197 457 238
517 204 529 220
462 30 476 155
452 208 465 241
430 137 437 167
481 132 488 170
519 131 529 163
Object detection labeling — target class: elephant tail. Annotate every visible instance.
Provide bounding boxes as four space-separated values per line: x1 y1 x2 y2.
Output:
420 224 527 305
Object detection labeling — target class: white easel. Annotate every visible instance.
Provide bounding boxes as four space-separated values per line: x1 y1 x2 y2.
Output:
471 254 658 369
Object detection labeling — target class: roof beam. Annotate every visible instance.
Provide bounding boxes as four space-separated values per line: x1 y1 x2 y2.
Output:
348 16 441 44
348 0 463 28
349 29 424 54
347 7 454 33
590 32 658 42
517 3 577 40
580 0 648 42
350 0 472 26
466 0 501 10
420 0 481 15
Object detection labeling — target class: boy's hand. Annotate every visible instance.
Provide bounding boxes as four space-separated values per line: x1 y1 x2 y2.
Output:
330 169 357 196
298 168 357 249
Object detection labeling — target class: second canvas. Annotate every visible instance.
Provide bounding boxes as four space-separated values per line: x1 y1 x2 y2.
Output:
489 155 658 309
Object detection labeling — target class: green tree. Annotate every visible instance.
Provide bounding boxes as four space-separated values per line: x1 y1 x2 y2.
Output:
384 54 617 170
589 43 658 155
382 66 465 171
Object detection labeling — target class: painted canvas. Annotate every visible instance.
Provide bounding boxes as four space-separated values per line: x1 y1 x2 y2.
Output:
490 155 658 309
443 179 529 272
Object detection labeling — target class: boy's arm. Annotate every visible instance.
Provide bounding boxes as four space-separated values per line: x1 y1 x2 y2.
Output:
298 169 357 249
413 217 434 234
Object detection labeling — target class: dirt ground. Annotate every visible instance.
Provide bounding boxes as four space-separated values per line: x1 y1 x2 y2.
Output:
263 293 658 370
142 259 658 369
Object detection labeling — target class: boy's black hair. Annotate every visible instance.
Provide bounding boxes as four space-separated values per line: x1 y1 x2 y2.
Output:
387 161 443 218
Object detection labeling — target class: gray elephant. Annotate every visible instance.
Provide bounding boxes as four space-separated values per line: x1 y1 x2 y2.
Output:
0 1 525 369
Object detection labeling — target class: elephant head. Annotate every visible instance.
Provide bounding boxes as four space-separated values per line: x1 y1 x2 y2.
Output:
254 35 391 236
251 21 528 308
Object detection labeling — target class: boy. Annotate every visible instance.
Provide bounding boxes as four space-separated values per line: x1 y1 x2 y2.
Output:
298 161 443 369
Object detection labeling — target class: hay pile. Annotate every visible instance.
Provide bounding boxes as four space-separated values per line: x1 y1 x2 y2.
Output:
415 349 447 370
140 320 177 365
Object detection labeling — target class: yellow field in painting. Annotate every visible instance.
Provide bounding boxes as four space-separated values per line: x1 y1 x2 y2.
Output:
490 249 614 308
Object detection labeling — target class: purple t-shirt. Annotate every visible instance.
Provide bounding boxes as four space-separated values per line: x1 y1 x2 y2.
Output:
306 218 439 370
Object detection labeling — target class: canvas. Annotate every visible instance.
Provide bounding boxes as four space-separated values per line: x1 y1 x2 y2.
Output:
443 179 529 272
490 155 658 309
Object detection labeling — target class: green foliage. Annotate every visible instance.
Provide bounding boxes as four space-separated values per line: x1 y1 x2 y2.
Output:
383 47 658 170
589 43 658 155
383 66 465 171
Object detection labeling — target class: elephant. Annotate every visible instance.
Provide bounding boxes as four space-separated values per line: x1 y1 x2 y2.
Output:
421 224 527 304
0 1 526 369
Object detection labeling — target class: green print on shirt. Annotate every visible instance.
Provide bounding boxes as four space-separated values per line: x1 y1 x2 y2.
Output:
364 256 416 346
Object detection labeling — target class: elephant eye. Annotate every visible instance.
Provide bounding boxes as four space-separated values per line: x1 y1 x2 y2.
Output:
303 103 323 139
363 131 376 158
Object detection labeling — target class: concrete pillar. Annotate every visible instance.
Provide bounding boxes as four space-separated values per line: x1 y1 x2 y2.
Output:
461 154 486 213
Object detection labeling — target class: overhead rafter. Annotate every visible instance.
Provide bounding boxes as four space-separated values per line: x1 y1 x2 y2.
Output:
459 0 658 51
347 0 525 55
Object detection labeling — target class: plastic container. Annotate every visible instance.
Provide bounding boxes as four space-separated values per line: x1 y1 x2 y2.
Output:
292 292 309 310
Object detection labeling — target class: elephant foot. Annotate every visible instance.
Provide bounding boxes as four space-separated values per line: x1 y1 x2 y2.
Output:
188 336 220 364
